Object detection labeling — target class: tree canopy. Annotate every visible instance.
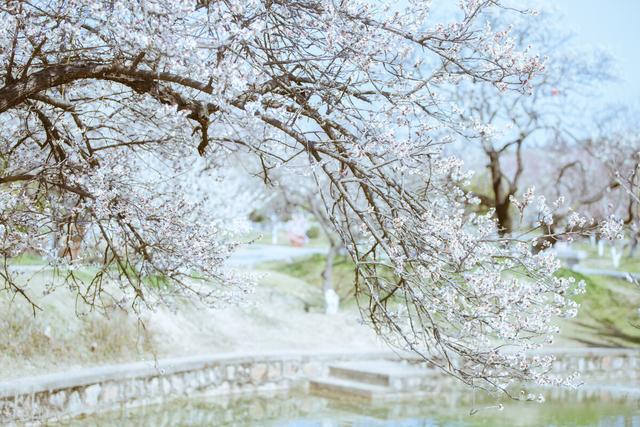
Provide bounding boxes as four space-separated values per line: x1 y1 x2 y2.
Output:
0 0 593 392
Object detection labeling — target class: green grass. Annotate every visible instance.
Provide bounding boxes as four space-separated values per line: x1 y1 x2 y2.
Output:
261 254 358 306
580 256 640 272
572 240 640 272
555 268 640 347
262 256 640 348
616 257 640 272
571 241 600 258
255 270 325 310
4 247 640 381
7 252 46 265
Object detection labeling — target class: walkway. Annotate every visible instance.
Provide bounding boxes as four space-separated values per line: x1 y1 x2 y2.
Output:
7 244 327 273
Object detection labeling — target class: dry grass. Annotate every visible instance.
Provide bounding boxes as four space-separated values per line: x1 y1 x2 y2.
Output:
0 266 382 380
0 272 158 380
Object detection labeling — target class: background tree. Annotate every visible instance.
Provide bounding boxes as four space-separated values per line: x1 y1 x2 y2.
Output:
451 10 611 234
537 107 638 252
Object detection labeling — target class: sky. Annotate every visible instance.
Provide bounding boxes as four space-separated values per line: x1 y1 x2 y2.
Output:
419 0 640 111
556 0 640 108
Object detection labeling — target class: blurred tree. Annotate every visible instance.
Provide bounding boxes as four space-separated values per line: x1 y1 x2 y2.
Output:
452 11 612 235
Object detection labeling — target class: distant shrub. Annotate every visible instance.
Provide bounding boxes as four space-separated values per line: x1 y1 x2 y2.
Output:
306 226 320 239
249 210 266 223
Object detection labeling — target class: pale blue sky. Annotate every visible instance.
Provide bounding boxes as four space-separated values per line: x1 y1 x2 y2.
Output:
557 0 640 107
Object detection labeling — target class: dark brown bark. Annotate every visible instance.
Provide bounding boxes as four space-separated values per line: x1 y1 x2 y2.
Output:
0 63 217 113
495 199 513 235
487 150 514 235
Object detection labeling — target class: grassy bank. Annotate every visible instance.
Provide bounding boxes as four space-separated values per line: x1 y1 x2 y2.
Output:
265 256 640 348
555 268 640 347
0 271 159 379
260 253 358 306
3 251 640 380
0 257 379 380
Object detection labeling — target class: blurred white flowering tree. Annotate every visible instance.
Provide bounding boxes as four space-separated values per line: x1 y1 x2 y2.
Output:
0 0 589 392
537 120 639 256
537 107 637 253
451 10 612 235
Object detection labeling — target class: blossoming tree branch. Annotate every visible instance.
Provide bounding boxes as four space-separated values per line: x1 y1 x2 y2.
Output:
0 0 611 393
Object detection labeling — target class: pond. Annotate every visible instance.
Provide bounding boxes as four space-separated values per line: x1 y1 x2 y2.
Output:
72 388 640 427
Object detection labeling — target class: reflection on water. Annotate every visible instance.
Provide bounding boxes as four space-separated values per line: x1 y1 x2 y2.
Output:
73 388 640 427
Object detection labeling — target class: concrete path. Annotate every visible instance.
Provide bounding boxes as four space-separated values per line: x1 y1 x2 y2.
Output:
7 244 328 274
572 265 640 281
226 244 326 267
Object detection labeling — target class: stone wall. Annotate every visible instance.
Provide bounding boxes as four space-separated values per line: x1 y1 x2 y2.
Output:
1 348 638 424
544 348 640 382
0 350 411 424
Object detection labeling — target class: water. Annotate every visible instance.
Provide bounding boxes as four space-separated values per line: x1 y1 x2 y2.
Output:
72 389 640 427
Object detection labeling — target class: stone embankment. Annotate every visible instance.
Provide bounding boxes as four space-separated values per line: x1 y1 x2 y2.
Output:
1 348 639 424
0 350 417 424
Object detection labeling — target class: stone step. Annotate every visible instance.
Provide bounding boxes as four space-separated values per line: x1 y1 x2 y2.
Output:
329 365 389 387
309 377 392 400
328 360 435 390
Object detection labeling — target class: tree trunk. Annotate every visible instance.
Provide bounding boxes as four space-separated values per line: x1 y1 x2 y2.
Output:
57 222 86 260
322 243 337 294
495 200 513 236
322 243 339 314
488 151 513 235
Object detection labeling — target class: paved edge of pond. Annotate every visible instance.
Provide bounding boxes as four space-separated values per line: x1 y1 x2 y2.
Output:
2 348 640 424
0 349 418 424
0 350 414 398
